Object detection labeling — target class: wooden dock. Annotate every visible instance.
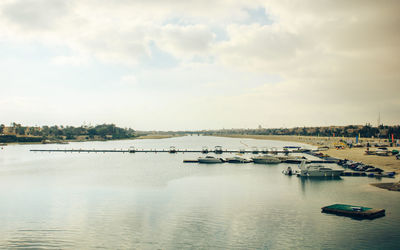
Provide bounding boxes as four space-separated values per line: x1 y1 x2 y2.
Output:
321 204 385 219
30 148 309 154
341 171 395 178
31 149 131 153
183 159 338 164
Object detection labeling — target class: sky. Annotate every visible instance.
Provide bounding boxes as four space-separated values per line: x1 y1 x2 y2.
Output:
0 0 399 130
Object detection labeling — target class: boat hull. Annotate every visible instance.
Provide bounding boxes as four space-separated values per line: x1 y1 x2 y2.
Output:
226 157 251 163
198 158 223 164
253 158 281 164
301 170 344 177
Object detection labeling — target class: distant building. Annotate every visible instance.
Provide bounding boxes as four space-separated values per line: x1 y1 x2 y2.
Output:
2 126 15 135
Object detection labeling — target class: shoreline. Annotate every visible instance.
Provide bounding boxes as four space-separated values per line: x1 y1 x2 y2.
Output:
4 133 400 175
211 134 321 146
3 133 399 191
214 134 400 175
2 134 181 146
371 182 400 192
210 134 387 147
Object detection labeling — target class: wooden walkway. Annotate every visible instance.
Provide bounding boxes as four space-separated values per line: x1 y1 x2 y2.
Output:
30 149 309 154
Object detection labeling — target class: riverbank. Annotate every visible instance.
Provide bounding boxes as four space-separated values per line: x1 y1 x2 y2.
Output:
371 182 400 192
326 147 400 174
214 134 400 175
212 134 385 147
135 134 181 139
213 134 321 146
2 134 180 145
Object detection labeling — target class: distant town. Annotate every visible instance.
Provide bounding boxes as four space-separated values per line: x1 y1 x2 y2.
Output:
201 124 400 139
1 122 399 144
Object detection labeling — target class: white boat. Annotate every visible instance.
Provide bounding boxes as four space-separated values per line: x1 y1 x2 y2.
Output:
276 155 306 162
317 146 329 151
198 156 224 163
282 166 294 175
225 156 251 163
252 155 281 164
298 160 343 177
376 147 390 156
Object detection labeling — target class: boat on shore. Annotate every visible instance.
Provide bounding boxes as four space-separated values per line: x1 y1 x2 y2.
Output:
252 155 281 164
298 160 343 177
198 156 224 163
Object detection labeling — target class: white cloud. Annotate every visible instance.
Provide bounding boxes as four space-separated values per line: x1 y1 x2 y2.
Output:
0 0 399 129
121 75 138 85
216 23 306 72
52 55 89 66
1 0 72 30
156 24 215 59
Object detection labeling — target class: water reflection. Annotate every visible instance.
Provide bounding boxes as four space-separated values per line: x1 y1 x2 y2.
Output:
299 177 343 194
7 229 75 249
0 136 399 249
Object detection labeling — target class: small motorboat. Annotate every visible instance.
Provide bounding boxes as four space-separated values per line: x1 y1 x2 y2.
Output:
252 155 281 164
169 146 177 153
282 166 294 176
198 156 224 164
298 160 344 177
277 155 306 163
225 156 251 163
214 146 223 154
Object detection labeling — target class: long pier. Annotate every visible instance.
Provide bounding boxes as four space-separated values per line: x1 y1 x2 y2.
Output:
30 149 307 154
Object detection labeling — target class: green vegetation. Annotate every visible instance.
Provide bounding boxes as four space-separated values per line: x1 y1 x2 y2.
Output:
0 135 43 143
0 123 136 143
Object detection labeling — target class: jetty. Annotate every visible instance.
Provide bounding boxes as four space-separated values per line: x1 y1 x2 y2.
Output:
341 171 395 178
321 204 385 219
183 159 337 164
30 148 311 154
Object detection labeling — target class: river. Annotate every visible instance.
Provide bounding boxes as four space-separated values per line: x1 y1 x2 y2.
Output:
0 136 399 249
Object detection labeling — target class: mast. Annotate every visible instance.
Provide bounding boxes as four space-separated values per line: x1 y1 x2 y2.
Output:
377 112 380 127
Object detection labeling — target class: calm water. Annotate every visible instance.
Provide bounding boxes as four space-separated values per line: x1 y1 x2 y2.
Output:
0 136 399 249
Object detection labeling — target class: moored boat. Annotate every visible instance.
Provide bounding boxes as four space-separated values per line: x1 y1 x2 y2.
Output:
282 166 294 175
198 156 224 163
225 156 251 163
252 155 281 164
214 146 223 154
277 155 306 163
298 160 343 177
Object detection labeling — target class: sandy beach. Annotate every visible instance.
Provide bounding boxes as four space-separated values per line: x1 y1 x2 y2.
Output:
326 147 400 174
214 134 384 147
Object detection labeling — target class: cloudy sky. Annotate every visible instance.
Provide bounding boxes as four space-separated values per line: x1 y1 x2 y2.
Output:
0 0 399 130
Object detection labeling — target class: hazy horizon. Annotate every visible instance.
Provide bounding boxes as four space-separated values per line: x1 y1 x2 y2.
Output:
1 0 399 130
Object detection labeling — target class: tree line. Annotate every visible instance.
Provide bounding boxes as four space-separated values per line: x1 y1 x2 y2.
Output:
202 124 400 139
0 123 136 143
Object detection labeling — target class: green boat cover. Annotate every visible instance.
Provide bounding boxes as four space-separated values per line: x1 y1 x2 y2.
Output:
324 204 372 212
